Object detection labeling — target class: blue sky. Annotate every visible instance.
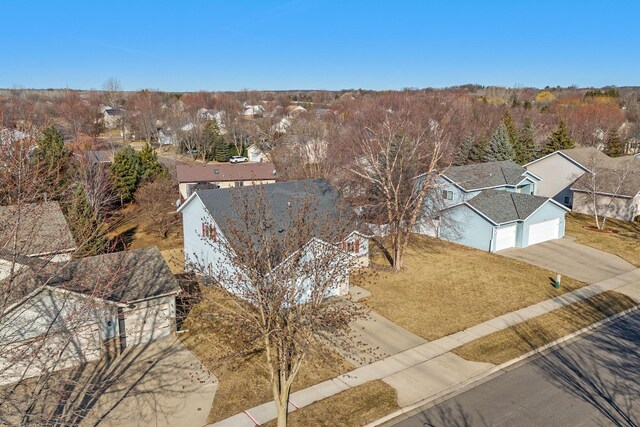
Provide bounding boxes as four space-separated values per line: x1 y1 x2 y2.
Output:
1 0 639 91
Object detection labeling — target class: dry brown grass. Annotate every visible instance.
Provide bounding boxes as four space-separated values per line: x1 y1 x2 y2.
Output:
356 234 585 341
566 213 640 267
106 203 183 252
263 380 399 427
180 288 354 424
453 291 637 365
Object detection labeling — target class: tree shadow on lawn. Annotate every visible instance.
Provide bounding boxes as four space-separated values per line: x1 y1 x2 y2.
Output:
110 225 138 252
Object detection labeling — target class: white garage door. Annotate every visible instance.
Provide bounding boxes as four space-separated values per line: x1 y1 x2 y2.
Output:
495 224 517 251
124 302 172 346
528 218 560 246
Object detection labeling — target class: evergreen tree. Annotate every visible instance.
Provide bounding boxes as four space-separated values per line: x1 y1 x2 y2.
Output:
203 122 225 161
66 185 109 257
603 129 624 157
486 123 515 162
503 112 523 163
35 125 70 196
468 137 489 164
111 146 141 203
518 118 538 164
215 141 232 162
453 135 474 165
139 143 165 180
543 120 575 154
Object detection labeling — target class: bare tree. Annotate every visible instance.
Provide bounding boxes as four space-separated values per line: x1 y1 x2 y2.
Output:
102 78 122 109
574 155 637 230
134 177 180 238
188 184 365 427
349 113 450 271
128 90 163 143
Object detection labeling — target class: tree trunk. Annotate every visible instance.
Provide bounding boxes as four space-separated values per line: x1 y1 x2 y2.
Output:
275 385 291 427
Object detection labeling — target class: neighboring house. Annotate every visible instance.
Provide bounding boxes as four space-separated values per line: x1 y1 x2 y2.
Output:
176 162 278 200
177 179 370 299
570 156 640 221
243 104 265 117
246 144 270 163
524 147 611 208
273 117 291 134
102 107 125 129
416 160 569 252
0 247 180 385
0 128 29 146
286 105 307 118
0 202 77 262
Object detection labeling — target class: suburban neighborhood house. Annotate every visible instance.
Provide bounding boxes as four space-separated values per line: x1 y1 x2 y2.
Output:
571 157 640 221
525 147 640 220
0 247 179 385
246 143 270 163
0 202 77 264
176 162 278 200
417 160 569 252
178 179 370 299
524 147 612 207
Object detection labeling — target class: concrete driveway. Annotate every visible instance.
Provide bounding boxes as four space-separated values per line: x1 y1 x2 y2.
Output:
500 237 635 283
82 337 217 427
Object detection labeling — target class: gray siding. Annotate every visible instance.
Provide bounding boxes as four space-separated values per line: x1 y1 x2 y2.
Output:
572 191 639 221
526 154 586 205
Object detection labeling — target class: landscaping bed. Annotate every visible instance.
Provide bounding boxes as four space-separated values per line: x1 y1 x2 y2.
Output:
355 234 585 341
452 290 637 365
565 213 640 267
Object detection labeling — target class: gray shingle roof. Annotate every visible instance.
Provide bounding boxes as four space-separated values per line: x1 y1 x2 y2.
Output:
465 190 550 224
559 147 613 170
0 202 77 257
443 161 531 191
571 156 640 197
48 247 179 303
194 179 368 255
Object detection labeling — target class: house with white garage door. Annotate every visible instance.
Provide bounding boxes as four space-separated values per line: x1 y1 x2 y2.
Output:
0 247 180 385
416 160 569 252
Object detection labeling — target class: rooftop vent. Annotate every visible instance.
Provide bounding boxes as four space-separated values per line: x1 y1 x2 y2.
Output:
214 169 220 174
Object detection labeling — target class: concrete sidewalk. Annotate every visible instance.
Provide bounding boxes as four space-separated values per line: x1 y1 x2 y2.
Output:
209 268 640 427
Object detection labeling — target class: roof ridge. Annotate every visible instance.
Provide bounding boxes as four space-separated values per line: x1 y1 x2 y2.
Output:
509 192 521 219
499 162 510 185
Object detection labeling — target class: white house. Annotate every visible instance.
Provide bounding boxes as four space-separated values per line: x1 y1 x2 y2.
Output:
246 144 270 163
0 247 180 385
243 104 265 117
177 179 370 299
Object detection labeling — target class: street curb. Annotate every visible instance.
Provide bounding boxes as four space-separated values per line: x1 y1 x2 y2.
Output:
366 303 640 427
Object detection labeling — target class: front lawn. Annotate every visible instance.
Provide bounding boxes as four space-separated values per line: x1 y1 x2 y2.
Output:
452 291 637 364
565 213 640 267
355 235 585 341
181 288 354 424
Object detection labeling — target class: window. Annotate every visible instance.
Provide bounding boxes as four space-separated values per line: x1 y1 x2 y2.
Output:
563 196 572 206
202 223 217 242
344 239 360 254
442 190 454 201
234 181 244 188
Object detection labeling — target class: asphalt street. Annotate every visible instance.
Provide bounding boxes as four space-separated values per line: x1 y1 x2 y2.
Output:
391 310 640 427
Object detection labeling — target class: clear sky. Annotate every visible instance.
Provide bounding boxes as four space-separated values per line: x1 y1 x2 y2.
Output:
2 0 639 92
